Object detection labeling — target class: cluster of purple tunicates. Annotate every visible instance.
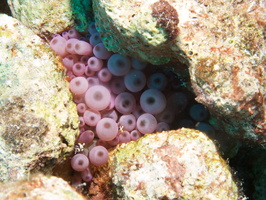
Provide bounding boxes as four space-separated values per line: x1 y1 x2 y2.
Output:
50 22 214 185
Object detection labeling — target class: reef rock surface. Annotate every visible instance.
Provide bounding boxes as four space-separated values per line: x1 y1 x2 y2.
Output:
0 14 79 183
93 0 266 144
7 0 93 37
0 174 86 200
89 129 241 200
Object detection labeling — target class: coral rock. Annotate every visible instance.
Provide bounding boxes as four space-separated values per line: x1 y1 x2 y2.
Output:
93 0 266 144
0 14 79 182
89 128 241 200
0 174 86 200
8 0 93 37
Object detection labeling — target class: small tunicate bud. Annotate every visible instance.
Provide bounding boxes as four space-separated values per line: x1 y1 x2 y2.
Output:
147 73 167 91
101 109 118 122
124 70 146 92
130 130 142 141
84 85 111 111
189 103 209 122
69 77 89 95
68 29 81 38
118 114 136 131
90 32 102 46
93 43 112 60
73 95 84 104
76 103 87 114
78 117 85 128
78 130 95 145
137 113 157 134
107 54 131 76
118 131 131 143
87 56 103 71
110 77 126 95
155 105 175 124
50 35 68 57
195 122 215 136
71 154 89 171
88 22 98 34
87 77 100 87
140 89 167 115
83 109 101 126
115 92 136 115
89 146 109 166
66 38 79 54
62 54 79 71
132 105 144 119
62 31 69 40
72 62 86 76
84 66 95 77
96 118 118 141
80 55 90 64
156 122 170 132
98 68 112 82
74 40 93 55
81 168 93 182
107 136 120 146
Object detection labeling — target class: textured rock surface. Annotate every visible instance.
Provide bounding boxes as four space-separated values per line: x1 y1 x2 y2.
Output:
88 129 240 200
0 14 79 182
0 174 86 200
93 0 266 144
8 0 93 38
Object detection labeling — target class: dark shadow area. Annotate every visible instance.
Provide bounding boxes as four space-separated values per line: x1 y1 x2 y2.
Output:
229 145 266 200
0 0 11 16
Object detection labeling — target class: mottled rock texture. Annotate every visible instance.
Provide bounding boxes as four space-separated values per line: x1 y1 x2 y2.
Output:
0 174 86 200
88 129 241 200
93 0 266 144
8 0 93 38
0 14 79 183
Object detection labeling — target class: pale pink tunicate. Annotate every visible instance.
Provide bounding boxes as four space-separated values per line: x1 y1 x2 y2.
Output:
62 54 79 71
96 118 118 141
93 43 112 60
137 113 157 134
84 85 111 111
72 62 86 76
66 38 79 54
74 40 93 55
89 146 109 166
87 56 103 71
68 28 81 38
69 77 89 95
71 154 89 171
83 109 101 126
50 35 68 57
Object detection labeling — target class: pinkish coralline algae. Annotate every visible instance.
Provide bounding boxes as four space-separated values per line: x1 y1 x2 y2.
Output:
0 14 79 182
88 129 241 200
92 0 266 144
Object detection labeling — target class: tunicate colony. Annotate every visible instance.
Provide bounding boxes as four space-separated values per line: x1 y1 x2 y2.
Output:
50 22 215 185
